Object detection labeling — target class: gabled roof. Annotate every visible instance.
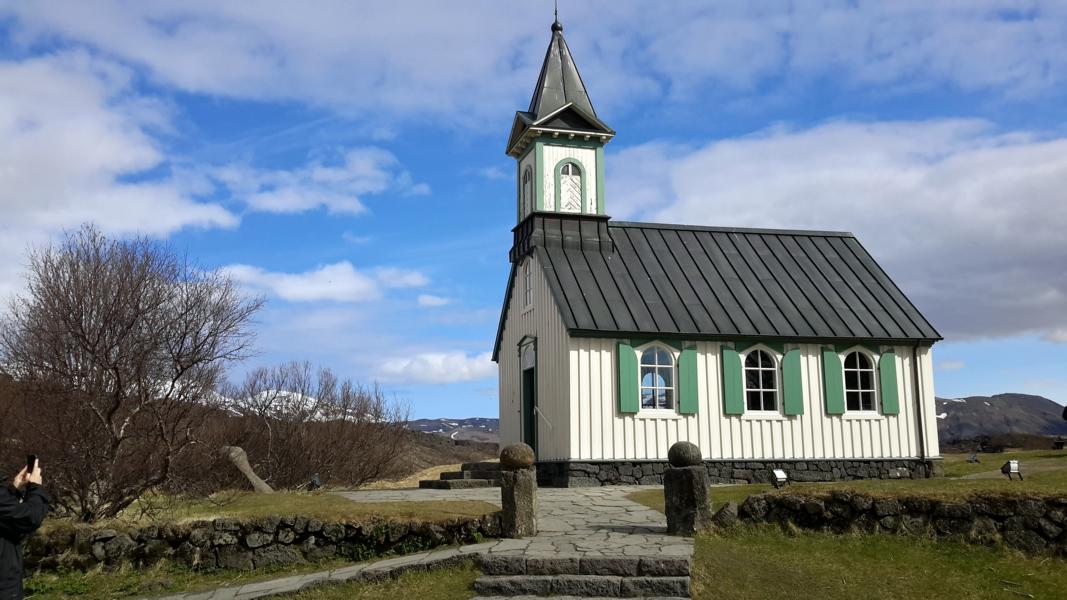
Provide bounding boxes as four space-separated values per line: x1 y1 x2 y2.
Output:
493 215 941 361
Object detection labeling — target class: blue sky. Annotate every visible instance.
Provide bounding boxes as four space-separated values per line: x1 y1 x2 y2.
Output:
1 1 1066 418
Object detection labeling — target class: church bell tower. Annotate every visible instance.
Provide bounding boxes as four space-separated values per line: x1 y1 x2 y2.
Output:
506 17 615 223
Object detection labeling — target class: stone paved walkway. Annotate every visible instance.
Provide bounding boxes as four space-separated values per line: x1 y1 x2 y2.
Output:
151 486 691 599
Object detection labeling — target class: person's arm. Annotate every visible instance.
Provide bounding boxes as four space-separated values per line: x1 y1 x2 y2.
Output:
0 466 50 541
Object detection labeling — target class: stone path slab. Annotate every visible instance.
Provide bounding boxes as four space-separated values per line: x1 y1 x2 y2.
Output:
149 486 692 600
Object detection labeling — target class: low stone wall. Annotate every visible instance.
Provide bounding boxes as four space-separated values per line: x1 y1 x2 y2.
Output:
736 490 1067 555
25 513 502 572
537 459 940 487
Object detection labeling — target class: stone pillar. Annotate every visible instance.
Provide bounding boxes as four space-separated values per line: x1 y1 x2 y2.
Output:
664 441 711 535
499 443 537 538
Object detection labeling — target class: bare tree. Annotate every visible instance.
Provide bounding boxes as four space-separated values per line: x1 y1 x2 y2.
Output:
0 225 263 521
219 361 409 489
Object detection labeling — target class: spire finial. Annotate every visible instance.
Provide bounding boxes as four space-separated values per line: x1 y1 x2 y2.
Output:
552 0 563 32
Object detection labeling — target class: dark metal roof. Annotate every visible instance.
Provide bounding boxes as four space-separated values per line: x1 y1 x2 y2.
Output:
492 214 941 361
529 19 596 121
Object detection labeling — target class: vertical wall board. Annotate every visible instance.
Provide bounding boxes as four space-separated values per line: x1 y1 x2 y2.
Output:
721 347 745 415
879 350 900 415
782 348 805 415
821 348 846 415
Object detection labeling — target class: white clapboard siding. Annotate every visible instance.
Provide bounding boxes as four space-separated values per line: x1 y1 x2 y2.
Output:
565 339 940 461
497 253 570 460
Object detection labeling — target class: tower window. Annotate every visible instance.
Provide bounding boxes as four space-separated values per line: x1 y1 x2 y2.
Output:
522 167 533 216
558 161 583 213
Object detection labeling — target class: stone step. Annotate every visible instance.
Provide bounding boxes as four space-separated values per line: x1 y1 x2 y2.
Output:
478 555 691 577
473 575 690 598
461 461 503 472
441 469 503 481
417 479 497 489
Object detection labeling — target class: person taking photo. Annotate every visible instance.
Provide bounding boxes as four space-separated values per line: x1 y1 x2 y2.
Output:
0 459 50 600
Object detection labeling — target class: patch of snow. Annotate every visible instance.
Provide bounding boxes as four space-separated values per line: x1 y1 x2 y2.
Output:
984 401 991 406
936 413 948 420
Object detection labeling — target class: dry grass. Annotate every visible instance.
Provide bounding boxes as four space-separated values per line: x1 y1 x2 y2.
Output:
285 561 478 599
359 463 459 490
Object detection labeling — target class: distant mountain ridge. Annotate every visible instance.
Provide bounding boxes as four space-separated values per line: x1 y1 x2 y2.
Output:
405 417 499 443
936 393 1067 442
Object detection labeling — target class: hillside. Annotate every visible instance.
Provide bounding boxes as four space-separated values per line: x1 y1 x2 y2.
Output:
406 417 499 443
936 393 1067 442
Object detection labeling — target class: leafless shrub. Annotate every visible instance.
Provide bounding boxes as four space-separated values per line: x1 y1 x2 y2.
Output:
0 225 263 521
211 361 410 490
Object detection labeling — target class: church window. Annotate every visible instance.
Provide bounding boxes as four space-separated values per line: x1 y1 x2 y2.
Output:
639 345 674 410
522 167 533 215
523 261 532 308
744 349 778 411
844 351 876 411
559 161 583 213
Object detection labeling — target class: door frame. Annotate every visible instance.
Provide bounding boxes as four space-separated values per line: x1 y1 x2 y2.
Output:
519 338 537 457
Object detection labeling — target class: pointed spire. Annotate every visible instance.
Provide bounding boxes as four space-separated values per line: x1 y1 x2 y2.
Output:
528 12 596 120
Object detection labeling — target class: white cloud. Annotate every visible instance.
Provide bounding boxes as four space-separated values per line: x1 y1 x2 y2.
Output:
417 294 451 307
221 261 427 303
212 147 427 216
0 51 236 299
4 2 1066 124
374 268 429 289
609 119 1067 342
937 361 966 371
378 351 495 384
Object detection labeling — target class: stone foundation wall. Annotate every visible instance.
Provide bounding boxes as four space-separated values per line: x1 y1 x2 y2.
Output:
25 514 501 573
537 459 940 487
737 490 1067 556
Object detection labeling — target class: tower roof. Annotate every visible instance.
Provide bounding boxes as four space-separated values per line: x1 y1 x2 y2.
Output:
528 19 597 120
506 18 614 157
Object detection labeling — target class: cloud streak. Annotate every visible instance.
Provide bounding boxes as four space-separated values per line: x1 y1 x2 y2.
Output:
378 351 495 384
221 261 427 303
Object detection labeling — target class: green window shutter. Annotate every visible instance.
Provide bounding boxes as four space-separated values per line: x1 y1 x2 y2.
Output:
782 348 804 416
721 346 744 415
879 350 900 415
617 341 639 414
821 348 845 415
678 347 698 415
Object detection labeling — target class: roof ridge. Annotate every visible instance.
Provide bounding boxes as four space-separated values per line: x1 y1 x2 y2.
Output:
609 220 855 238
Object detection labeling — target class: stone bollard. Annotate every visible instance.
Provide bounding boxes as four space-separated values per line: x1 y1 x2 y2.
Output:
499 443 537 538
664 441 711 535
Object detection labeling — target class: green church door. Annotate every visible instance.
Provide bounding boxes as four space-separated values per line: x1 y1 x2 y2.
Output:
520 341 537 457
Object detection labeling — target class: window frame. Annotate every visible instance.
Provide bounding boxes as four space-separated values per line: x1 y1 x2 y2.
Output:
741 346 782 414
522 166 534 216
634 342 678 415
840 348 879 414
522 260 533 310
553 158 587 214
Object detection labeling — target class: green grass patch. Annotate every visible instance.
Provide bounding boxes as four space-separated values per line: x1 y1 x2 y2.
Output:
25 558 352 600
42 492 498 535
942 449 1067 478
628 462 1067 513
283 561 479 600
692 525 1067 600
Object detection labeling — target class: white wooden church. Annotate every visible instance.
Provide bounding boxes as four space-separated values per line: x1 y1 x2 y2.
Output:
493 19 942 487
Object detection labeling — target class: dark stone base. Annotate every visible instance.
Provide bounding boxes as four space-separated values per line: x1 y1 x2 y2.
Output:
536 458 941 488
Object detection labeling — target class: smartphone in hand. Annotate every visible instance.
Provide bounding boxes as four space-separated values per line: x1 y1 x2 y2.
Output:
26 454 37 474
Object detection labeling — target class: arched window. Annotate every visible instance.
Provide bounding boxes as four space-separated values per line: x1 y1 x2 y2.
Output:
559 162 583 213
522 167 533 215
522 260 532 308
744 350 778 411
844 351 876 411
639 346 674 410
